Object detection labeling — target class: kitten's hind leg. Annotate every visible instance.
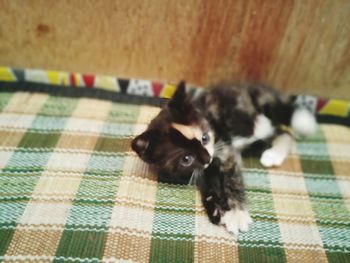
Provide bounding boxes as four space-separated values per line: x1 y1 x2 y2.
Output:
260 132 292 167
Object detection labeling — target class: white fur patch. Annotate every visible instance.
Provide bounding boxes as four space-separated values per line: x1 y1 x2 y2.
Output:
260 133 292 167
254 114 275 140
220 208 253 236
232 136 256 150
232 114 274 150
291 108 317 137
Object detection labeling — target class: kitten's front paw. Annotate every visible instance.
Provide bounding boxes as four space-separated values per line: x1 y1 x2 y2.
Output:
220 208 253 236
260 148 285 167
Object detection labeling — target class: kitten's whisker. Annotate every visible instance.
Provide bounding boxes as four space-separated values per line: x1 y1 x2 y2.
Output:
188 168 203 186
188 171 196 185
214 141 226 150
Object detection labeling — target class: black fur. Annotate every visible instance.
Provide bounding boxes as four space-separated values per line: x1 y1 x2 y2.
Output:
195 82 297 146
200 154 246 225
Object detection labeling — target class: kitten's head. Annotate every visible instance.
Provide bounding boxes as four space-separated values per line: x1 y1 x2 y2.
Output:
131 81 214 184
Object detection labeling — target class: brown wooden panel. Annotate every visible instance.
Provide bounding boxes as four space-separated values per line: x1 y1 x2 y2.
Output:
0 0 349 98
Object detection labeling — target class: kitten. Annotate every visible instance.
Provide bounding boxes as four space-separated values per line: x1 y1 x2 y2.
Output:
132 81 316 234
132 81 316 183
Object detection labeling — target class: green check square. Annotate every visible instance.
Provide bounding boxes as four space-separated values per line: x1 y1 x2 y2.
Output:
39 96 77 116
150 238 194 263
18 132 61 148
0 93 13 112
107 103 140 123
54 230 107 260
94 137 132 152
239 245 286 263
0 228 15 256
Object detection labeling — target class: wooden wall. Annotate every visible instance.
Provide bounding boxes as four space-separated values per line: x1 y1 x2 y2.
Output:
0 0 349 98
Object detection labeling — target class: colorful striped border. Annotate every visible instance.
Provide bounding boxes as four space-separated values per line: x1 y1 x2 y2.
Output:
1 67 349 126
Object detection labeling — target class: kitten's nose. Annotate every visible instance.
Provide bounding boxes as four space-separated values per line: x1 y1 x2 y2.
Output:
204 157 213 168
201 152 211 165
195 140 211 165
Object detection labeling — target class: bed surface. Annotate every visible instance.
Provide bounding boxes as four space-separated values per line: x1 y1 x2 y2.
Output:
0 77 349 262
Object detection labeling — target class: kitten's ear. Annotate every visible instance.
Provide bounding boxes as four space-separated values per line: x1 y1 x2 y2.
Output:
168 81 197 123
131 129 159 163
168 81 187 110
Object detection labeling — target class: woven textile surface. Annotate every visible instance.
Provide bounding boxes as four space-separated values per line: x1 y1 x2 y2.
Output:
0 85 349 263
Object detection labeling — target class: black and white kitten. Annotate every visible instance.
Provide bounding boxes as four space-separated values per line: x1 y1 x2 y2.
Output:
131 81 316 235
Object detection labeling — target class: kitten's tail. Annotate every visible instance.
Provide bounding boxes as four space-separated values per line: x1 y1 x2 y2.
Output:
290 107 317 137
250 84 317 137
271 98 317 137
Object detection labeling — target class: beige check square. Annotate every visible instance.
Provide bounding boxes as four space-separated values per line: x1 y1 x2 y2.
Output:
273 195 315 219
279 222 323 245
269 173 308 194
136 105 160 124
70 98 112 119
103 233 152 263
0 113 35 130
0 131 26 147
55 134 99 150
5 228 63 256
3 92 48 115
32 173 83 199
0 150 13 168
19 202 72 225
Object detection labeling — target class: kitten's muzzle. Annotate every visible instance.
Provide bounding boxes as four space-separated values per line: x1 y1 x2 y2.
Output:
204 157 214 168
198 149 211 166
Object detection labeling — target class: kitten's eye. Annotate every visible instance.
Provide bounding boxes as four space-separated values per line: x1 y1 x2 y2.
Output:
180 154 194 167
202 133 210 145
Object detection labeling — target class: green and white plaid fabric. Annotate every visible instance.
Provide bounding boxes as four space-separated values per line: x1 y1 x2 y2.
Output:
0 87 349 263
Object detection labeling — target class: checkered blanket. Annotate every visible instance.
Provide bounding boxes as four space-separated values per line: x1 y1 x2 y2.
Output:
0 85 349 263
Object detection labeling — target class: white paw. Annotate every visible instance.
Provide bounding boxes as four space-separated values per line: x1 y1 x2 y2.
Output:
254 114 274 140
260 148 285 167
220 208 253 236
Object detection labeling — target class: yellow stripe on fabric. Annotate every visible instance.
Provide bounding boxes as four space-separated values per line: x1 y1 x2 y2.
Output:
95 75 119 91
160 84 176 99
47 71 61 85
0 67 16 81
319 99 349 117
47 71 69 85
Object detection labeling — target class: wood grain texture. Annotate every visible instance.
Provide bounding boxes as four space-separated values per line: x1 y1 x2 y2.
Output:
0 0 349 98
